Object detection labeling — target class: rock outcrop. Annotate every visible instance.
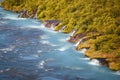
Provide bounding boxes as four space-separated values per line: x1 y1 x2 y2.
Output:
18 10 29 18
43 20 60 28
18 8 39 19
68 33 86 43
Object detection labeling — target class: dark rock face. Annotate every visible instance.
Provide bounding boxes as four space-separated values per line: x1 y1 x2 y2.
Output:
18 10 28 18
18 8 39 19
96 58 109 67
43 20 60 28
68 33 86 43
18 10 29 18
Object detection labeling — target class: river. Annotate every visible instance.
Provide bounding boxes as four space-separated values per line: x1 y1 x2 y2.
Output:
0 7 120 80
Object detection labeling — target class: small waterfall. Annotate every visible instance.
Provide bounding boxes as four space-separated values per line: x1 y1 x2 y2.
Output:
75 39 82 46
115 71 120 75
18 10 29 18
51 24 55 30
70 30 76 36
29 14 37 19
89 59 100 66
29 9 39 19
59 26 66 32
79 48 87 53
18 13 22 18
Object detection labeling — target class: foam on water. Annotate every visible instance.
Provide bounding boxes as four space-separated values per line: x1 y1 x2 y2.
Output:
47 29 57 33
40 40 56 46
39 60 46 69
39 24 45 29
37 50 43 53
88 59 100 66
0 20 8 25
58 46 69 51
65 66 83 70
41 35 50 39
40 40 50 44
31 19 41 24
45 68 54 72
114 71 120 75
3 14 19 20
0 70 4 73
40 60 45 66
79 58 90 60
6 17 27 20
0 68 10 73
79 48 87 53
0 45 15 53
21 25 41 29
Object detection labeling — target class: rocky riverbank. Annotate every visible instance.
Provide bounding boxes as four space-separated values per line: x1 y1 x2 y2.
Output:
42 20 120 71
1 0 120 71
2 8 120 70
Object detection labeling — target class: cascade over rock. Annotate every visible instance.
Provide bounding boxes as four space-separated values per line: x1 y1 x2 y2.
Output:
59 26 66 32
68 33 86 43
18 10 29 18
43 20 60 28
